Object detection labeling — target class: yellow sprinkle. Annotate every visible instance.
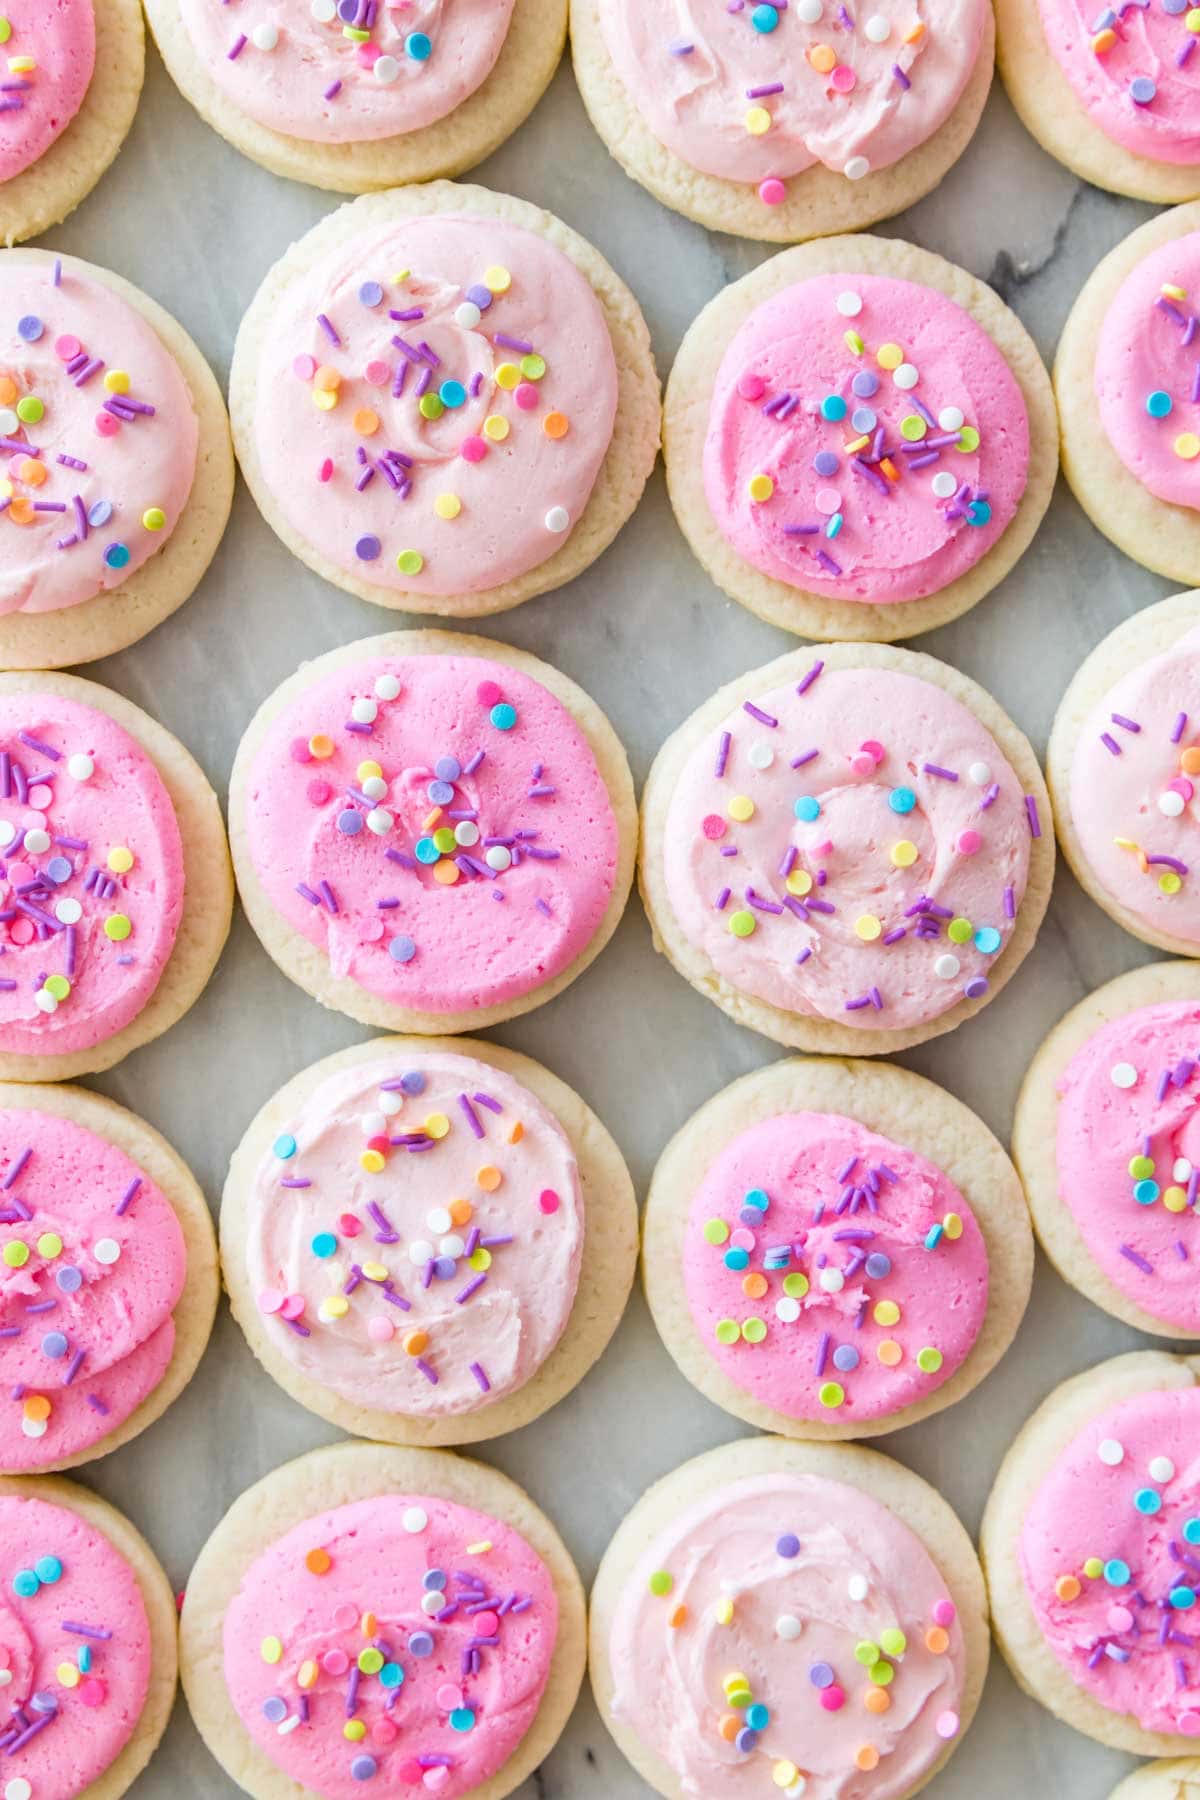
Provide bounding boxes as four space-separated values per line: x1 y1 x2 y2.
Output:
103 370 130 394
106 846 133 874
483 414 509 442
844 434 870 453
844 330 865 355
434 492 462 519
322 1295 350 1319
425 1113 451 1139
786 869 813 896
495 363 520 390
466 1540 493 1555
713 1596 735 1625
1163 283 1188 300
745 105 772 134
728 795 755 822
748 472 774 502
359 1149 385 1173
877 342 903 370
261 1636 283 1664
484 266 511 293
57 1663 80 1688
357 760 382 782
298 1660 319 1689
854 913 882 941
362 1261 389 1280
7 55 34 72
1175 433 1200 460
344 1720 367 1741
313 388 338 411
890 839 918 868
942 1211 963 1240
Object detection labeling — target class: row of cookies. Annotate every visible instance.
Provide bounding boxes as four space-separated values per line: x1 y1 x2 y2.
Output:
10 183 1200 678
6 0 1192 250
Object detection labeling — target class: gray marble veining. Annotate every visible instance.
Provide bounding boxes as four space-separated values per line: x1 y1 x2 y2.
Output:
31 34 1186 1797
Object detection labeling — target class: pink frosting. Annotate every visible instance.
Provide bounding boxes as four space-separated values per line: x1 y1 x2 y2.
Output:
0 2 95 185
1036 0 1200 164
1055 999 1200 1332
0 692 185 1059
703 273 1029 607
0 1107 185 1470
178 0 514 144
252 215 617 598
1019 1383 1200 1734
0 1492 153 1795
247 1049 583 1416
599 0 986 193
243 651 619 1015
682 1112 987 1422
1069 624 1200 946
1095 231 1200 509
0 263 199 616
609 1471 966 1799
662 660 1036 1031
221 1491 557 1799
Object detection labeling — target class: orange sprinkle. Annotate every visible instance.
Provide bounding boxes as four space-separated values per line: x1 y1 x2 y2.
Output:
433 861 459 885
18 457 46 487
543 411 569 439
864 1687 891 1715
1092 25 1116 49
314 364 342 391
422 807 443 830
402 1329 429 1356
742 1272 769 1299
877 1339 903 1367
22 1394 50 1422
880 457 900 482
354 408 380 436
1055 1574 1081 1603
308 733 334 760
904 19 925 38
925 1626 950 1654
360 1612 377 1637
719 1714 741 1742
808 42 836 70
7 497 34 525
508 1120 525 1144
448 1198 474 1226
305 1548 332 1575
1181 747 1200 775
668 1604 688 1628
0 376 16 406
856 1747 881 1773
476 1165 502 1192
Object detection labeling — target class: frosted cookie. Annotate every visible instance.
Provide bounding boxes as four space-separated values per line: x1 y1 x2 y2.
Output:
572 0 994 244
146 0 565 194
0 1471 177 1797
180 1439 585 1800
665 235 1056 641
1047 589 1200 955
640 641 1054 1054
982 1349 1200 1754
229 631 635 1033
0 1 144 248
1057 205 1200 586
644 1056 1032 1441
1109 1762 1200 1800
0 1081 216 1474
1014 961 1200 1339
0 249 234 668
229 181 659 619
222 1034 637 1445
590 1433 988 1799
0 672 233 1082
997 0 1200 201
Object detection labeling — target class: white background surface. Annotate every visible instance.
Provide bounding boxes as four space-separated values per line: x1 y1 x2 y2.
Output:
35 25 1190 1798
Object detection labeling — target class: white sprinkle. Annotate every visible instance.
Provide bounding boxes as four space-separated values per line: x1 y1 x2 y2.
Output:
1150 1456 1176 1483
0 1672 11 1688
775 1296 801 1323
818 1268 844 1293
251 22 278 48
485 845 512 871
1098 1438 1125 1466
748 741 775 770
23 829 49 854
420 1591 443 1616
864 12 891 37
0 410 17 437
967 761 992 785
374 674 402 701
378 1090 404 1116
362 776 387 801
408 1241 434 1266
835 291 863 318
439 1234 465 1259
934 954 960 979
360 1111 388 1137
0 822 14 848
1175 1158 1192 1183
94 1238 121 1265
455 302 482 330
545 506 570 533
426 1207 453 1235
54 897 82 926
351 697 378 724
776 1613 803 1639
1110 1063 1138 1089
893 362 919 389
454 821 480 846
18 1421 44 1442
366 808 394 835
374 55 401 84
795 0 823 16
931 471 957 498
67 753 94 780
1159 791 1186 817
847 1573 869 1601
33 991 56 1014
402 1507 428 1533
844 156 870 180
311 0 337 17
938 406 965 431
277 1716 301 1736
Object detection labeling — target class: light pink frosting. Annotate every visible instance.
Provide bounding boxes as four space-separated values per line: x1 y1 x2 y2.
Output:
0 692 185 1060
247 1049 583 1416
178 0 514 145
0 1492 153 1795
609 1471 966 1800
1055 999 1200 1332
1019 1383 1200 1734
0 263 199 615
253 215 617 598
662 660 1035 1030
1095 231 1200 509
599 0 985 191
0 2 95 185
243 651 619 1015
1037 0 1200 165
1069 624 1200 945
703 273 1029 607
221 1491 557 1799
0 1107 185 1470
682 1112 987 1422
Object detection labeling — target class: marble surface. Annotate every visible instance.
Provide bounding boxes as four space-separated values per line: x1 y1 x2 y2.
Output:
30 27 1189 1800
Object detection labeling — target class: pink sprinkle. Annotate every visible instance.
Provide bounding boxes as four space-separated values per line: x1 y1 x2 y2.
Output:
935 1710 960 1739
280 1294 306 1320
364 359 391 386
94 411 119 438
460 435 487 463
831 63 856 90
738 372 766 401
323 1649 350 1676
339 1212 362 1236
293 354 317 381
477 680 502 706
539 1189 560 1214
861 739 884 763
474 1610 499 1634
759 177 787 205
55 334 81 360
958 829 982 855
815 486 841 514
318 458 334 483
258 1289 285 1315
368 1316 394 1343
78 1679 107 1709
702 813 727 841
819 1686 845 1712
290 735 313 763
932 1598 956 1627
357 39 381 64
515 382 539 411
436 1684 463 1710
849 751 875 776
307 778 332 805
